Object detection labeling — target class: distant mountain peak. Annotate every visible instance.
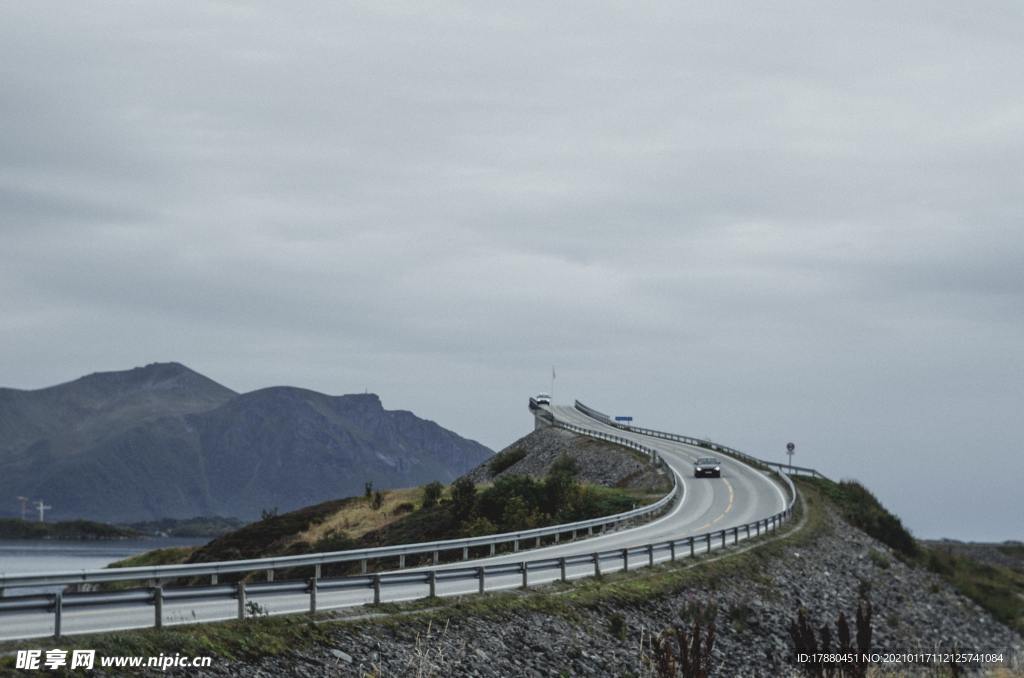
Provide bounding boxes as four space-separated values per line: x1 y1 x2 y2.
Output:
0 363 492 523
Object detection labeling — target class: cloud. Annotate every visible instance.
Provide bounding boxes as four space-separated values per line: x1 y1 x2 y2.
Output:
1 1 1022 540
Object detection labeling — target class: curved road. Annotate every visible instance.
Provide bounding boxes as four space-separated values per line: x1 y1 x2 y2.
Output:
0 403 788 641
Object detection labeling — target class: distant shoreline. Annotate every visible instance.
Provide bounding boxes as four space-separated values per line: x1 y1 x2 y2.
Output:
0 519 140 541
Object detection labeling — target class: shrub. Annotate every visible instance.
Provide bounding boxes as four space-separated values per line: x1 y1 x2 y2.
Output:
450 477 477 521
488 447 528 476
313 531 357 553
654 604 717 678
609 613 627 641
868 548 890 569
726 599 752 631
421 481 444 509
790 600 872 678
549 453 579 477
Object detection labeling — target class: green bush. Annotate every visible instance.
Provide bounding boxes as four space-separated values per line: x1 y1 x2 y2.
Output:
420 481 444 509
488 447 528 476
312 531 357 553
608 612 627 640
868 549 890 569
450 477 478 521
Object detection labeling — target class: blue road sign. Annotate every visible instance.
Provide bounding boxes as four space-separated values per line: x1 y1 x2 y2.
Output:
614 416 633 422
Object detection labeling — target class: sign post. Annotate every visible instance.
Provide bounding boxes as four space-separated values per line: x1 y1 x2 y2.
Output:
786 442 795 474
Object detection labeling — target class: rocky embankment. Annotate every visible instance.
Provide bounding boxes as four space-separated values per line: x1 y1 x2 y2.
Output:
462 426 668 494
137 493 1022 677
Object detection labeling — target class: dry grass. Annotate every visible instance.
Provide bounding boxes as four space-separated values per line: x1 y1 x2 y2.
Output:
298 487 426 544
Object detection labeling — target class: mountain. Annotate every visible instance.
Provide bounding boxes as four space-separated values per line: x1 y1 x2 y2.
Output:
0 363 493 522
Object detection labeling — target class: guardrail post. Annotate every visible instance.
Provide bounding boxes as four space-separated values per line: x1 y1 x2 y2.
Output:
521 562 528 589
593 553 601 577
266 569 274 582
536 536 541 548
53 591 62 639
745 524 750 539
622 548 629 572
755 521 760 536
587 526 593 536
721 531 726 549
153 585 163 629
210 573 218 585
647 544 654 567
361 558 368 574
559 557 567 582
309 577 317 614
555 532 560 544
669 541 676 562
399 555 405 569
477 567 485 594
462 546 468 560
733 527 738 545
237 582 246 620
315 564 321 580
706 533 712 554
490 543 496 556
428 571 436 598
689 537 695 558
373 575 381 605
432 550 439 565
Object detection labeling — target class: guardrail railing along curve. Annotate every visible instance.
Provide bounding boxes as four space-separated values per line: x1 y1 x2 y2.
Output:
0 398 814 640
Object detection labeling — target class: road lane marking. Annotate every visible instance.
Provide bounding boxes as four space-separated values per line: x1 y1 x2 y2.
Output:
693 478 734 532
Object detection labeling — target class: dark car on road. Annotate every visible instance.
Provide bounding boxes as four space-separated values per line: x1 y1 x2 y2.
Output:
694 457 721 478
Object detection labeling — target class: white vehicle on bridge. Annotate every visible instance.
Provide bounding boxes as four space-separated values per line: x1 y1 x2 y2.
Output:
534 393 551 405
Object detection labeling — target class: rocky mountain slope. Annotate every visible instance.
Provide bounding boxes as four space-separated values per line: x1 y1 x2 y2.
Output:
0 363 492 522
462 426 670 494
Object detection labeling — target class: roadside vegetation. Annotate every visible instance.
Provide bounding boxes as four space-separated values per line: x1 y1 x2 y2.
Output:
101 455 655 584
802 476 1024 634
108 546 198 568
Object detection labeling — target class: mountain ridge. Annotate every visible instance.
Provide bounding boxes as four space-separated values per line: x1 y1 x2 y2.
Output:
0 363 492 522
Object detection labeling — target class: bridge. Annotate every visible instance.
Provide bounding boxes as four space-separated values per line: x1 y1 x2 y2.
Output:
0 399 822 641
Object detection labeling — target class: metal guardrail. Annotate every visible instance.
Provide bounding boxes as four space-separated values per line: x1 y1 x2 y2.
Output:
0 407 677 595
0 400 801 639
576 400 828 479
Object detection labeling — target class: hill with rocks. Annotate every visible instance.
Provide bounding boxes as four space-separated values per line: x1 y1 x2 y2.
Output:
462 426 670 495
0 363 492 523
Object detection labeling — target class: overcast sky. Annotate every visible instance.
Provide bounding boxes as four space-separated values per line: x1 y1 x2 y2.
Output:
1 3 1021 541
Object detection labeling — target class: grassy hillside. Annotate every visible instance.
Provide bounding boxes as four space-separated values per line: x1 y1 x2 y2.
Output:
803 476 1024 634
109 460 657 580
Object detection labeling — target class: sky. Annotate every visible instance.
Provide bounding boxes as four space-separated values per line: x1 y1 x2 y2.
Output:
1 2 1021 542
